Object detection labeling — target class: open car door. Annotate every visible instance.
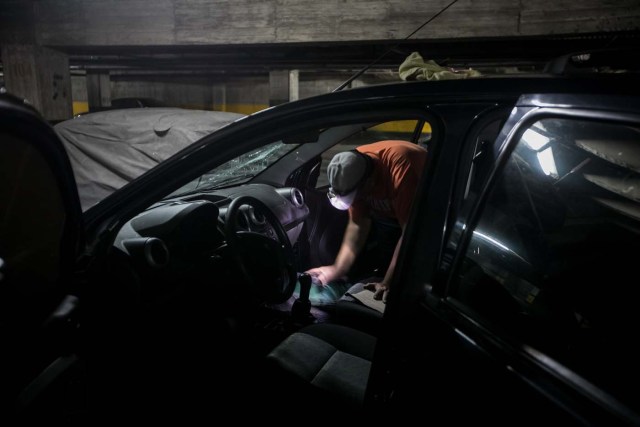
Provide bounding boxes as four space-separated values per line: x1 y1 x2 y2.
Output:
0 94 84 422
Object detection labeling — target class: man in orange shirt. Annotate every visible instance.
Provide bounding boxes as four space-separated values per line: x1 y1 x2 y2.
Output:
307 140 427 303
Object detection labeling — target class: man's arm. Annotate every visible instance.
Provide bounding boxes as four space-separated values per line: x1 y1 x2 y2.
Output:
334 216 371 277
306 216 371 285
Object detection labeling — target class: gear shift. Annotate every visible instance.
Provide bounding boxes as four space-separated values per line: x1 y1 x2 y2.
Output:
291 273 313 324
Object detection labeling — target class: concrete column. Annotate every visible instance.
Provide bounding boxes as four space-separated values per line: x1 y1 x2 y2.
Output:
269 70 290 106
1 44 72 121
289 70 299 102
87 71 111 111
212 83 227 111
71 74 89 115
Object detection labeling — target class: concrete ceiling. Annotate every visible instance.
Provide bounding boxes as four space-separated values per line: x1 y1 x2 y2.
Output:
55 31 640 76
2 0 639 77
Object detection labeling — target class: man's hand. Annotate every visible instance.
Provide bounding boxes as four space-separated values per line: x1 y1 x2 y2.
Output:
305 265 341 286
364 282 389 303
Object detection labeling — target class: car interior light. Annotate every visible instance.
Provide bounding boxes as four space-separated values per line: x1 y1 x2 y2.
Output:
537 147 559 178
523 129 550 150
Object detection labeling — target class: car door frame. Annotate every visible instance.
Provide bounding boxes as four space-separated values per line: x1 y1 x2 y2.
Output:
0 94 84 421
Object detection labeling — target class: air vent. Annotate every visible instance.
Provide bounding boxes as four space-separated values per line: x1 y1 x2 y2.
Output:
290 188 304 208
123 237 170 269
276 187 305 208
249 207 267 226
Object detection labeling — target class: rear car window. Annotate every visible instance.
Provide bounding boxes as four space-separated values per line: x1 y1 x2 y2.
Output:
449 117 640 409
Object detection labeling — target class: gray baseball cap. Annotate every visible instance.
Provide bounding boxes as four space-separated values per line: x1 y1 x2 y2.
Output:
326 151 368 210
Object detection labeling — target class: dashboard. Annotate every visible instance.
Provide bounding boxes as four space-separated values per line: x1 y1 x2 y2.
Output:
112 183 309 280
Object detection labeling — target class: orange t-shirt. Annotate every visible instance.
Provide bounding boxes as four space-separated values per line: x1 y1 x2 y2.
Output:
350 140 427 226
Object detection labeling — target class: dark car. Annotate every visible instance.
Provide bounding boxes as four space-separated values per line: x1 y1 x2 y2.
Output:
1 67 640 424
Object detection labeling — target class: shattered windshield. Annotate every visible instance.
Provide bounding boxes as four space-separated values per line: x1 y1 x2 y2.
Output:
167 141 296 198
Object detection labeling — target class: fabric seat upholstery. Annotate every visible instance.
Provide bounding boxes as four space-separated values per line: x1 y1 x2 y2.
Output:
334 282 384 336
335 299 383 336
267 323 376 405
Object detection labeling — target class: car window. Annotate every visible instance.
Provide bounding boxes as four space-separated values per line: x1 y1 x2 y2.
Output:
447 116 640 409
315 119 430 188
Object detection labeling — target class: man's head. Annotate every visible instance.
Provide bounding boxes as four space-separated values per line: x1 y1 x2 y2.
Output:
326 150 371 210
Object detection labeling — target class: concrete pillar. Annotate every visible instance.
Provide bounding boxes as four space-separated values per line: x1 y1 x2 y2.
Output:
269 70 289 106
289 70 299 102
1 44 72 121
213 83 227 111
87 71 111 111
71 74 89 115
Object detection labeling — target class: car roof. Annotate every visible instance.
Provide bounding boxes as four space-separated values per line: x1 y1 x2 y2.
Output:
261 74 640 117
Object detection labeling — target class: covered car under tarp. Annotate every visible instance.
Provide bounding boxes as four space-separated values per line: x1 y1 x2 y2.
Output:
55 108 245 211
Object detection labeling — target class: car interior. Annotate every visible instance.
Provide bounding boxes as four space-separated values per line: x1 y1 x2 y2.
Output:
0 110 433 420
84 117 434 415
0 86 447 420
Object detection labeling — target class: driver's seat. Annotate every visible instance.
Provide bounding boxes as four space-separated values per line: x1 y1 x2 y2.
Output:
266 323 375 406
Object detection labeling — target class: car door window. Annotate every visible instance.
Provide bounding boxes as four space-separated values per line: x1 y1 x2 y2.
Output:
448 116 640 409
315 119 430 188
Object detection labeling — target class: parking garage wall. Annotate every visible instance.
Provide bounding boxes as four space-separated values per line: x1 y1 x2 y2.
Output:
71 72 395 115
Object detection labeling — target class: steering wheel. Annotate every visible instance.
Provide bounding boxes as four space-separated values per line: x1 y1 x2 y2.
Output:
224 195 297 304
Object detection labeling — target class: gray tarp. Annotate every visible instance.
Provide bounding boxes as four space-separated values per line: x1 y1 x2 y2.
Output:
55 108 244 211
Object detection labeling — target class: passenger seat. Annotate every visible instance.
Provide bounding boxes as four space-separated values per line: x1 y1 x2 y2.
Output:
267 323 375 406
